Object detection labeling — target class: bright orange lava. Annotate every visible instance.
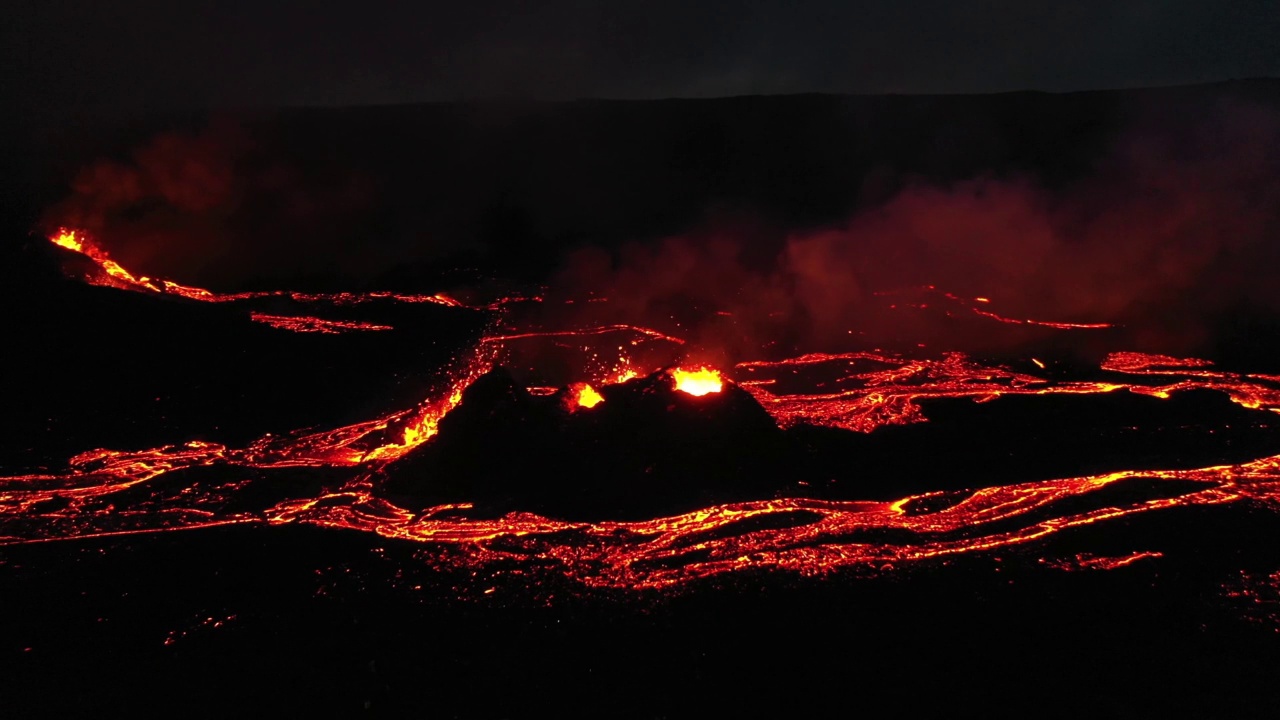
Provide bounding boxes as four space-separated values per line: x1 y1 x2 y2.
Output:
573 384 605 409
10 228 1280 610
43 228 502 331
671 367 724 396
51 229 85 253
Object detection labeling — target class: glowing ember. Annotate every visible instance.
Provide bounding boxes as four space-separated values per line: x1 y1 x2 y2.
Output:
671 367 724 396
605 362 639 385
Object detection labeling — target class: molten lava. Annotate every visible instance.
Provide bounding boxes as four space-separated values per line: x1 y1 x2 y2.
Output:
248 312 394 334
50 228 86 253
572 383 604 409
9 226 1280 619
671 367 724 396
43 228 504 332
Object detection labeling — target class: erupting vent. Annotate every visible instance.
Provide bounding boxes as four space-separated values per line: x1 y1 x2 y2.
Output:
572 383 605 409
671 367 724 396
3 225 1279 614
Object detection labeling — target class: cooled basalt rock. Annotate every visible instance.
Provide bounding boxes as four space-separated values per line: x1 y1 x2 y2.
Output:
790 386 1280 499
384 367 795 519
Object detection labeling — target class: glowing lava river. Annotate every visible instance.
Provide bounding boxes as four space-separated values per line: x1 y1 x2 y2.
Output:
5 228 1280 612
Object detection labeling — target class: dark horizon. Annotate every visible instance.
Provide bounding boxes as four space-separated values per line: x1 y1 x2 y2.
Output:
229 74 1280 112
7 1 1280 119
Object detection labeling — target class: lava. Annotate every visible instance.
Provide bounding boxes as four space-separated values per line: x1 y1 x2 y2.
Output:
248 312 394 334
671 367 724 396
7 331 1280 594
1102 351 1218 374
1041 551 1164 572
879 286 1117 331
8 228 1280 607
572 383 604 409
481 325 687 346
44 228 509 332
969 308 1114 330
50 229 87 253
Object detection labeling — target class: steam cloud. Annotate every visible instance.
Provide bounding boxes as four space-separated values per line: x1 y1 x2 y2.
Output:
44 119 383 288
44 95 1280 361
550 98 1280 360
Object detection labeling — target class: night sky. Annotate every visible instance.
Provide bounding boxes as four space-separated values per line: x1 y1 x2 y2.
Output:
6 1 1279 116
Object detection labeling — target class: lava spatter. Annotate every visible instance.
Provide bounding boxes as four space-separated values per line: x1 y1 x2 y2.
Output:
671 367 724 396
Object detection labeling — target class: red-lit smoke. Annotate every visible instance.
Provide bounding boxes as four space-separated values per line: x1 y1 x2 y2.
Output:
544 99 1280 358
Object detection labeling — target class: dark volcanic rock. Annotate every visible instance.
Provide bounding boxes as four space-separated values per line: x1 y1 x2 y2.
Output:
384 367 795 519
790 387 1280 500
0 241 486 470
384 367 1280 517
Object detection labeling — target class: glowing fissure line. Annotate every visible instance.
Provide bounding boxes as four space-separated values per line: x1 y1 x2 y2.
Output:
736 351 909 369
970 308 1114 329
46 229 519 331
480 325 687 345
877 285 1113 330
1043 551 1165 571
248 312 395 333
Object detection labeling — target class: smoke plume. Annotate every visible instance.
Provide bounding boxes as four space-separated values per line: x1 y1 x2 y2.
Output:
41 93 1280 363
43 118 383 289
547 97 1280 362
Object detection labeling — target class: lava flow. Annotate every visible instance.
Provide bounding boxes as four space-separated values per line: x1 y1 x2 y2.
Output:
45 228 498 332
247 312 395 334
5 228 1280 610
